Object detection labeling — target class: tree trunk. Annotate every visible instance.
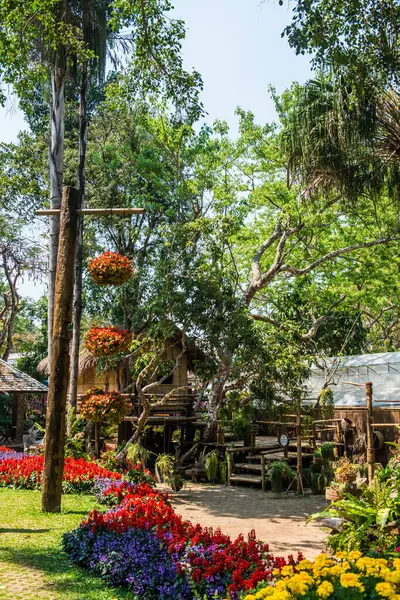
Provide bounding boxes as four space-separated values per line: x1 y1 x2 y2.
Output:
42 187 79 513
203 374 227 443
48 64 66 363
67 61 88 433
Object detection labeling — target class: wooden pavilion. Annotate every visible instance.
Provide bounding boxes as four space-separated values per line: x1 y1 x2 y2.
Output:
0 359 48 445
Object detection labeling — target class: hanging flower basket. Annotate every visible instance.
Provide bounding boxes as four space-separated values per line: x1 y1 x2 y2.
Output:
79 388 131 424
89 252 134 285
84 326 132 357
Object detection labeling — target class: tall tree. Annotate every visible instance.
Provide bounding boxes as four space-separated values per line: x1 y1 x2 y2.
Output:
0 217 43 360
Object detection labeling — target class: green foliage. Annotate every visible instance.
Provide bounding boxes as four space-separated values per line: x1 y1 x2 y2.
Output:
126 442 152 468
16 297 48 382
204 451 219 483
282 0 400 92
320 442 335 461
319 388 335 420
154 453 183 491
0 393 12 431
312 473 400 555
267 461 296 482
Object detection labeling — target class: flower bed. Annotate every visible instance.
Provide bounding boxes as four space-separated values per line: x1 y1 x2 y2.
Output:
80 388 131 424
0 455 122 493
0 446 24 461
64 482 300 599
89 251 134 285
84 326 132 356
240 552 400 599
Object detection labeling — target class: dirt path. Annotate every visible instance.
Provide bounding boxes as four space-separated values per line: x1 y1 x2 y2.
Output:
170 483 327 558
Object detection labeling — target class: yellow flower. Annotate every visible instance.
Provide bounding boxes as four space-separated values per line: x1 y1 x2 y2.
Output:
376 581 396 598
340 572 365 591
244 596 256 600
255 589 274 599
383 571 400 584
281 566 294 577
348 551 362 561
393 559 400 571
297 559 313 571
329 565 344 576
317 580 334 598
335 552 347 560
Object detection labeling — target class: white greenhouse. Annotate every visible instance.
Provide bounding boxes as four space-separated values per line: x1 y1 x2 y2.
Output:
306 352 400 407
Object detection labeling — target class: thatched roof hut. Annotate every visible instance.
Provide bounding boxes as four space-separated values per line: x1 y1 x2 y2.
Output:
0 359 47 444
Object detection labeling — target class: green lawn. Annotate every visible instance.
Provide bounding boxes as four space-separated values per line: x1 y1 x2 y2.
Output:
0 489 132 600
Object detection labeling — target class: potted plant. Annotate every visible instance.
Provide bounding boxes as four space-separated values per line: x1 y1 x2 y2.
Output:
267 461 296 494
311 448 324 473
79 388 131 458
321 442 335 461
155 453 184 492
84 326 132 356
89 251 134 286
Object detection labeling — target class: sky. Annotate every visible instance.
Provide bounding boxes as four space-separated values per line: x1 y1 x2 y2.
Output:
1 0 312 299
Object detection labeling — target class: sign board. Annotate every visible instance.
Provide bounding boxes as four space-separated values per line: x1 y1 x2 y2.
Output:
278 433 289 447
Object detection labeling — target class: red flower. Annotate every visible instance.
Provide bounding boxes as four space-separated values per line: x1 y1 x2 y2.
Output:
80 483 302 597
89 252 134 286
84 326 132 357
0 456 122 492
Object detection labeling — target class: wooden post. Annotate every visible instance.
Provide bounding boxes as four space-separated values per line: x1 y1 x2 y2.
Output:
227 450 233 486
365 382 375 486
42 187 79 513
336 421 342 446
261 454 266 492
14 393 25 446
94 422 101 459
296 401 303 494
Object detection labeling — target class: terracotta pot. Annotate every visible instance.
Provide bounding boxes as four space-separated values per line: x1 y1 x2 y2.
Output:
325 488 343 502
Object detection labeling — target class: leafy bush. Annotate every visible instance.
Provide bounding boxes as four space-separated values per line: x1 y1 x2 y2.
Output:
311 477 400 555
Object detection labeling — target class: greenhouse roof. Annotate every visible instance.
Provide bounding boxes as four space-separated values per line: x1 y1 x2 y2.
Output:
307 352 400 407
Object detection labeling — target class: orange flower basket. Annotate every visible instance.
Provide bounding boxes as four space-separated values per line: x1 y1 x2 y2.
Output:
89 252 134 285
84 326 132 357
79 388 131 424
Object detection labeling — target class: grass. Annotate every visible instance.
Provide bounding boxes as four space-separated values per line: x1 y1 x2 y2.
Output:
0 489 132 600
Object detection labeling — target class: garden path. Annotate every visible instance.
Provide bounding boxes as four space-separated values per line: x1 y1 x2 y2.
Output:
170 483 327 558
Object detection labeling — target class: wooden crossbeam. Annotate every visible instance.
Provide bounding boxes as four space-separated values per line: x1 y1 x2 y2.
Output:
36 208 144 216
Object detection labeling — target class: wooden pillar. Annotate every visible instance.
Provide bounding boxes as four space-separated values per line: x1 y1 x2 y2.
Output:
261 454 266 492
227 450 233 486
94 422 100 459
365 382 375 486
42 187 79 513
296 402 303 494
14 393 25 445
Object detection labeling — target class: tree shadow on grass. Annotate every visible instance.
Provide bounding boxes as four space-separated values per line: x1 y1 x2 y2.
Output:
0 545 132 599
